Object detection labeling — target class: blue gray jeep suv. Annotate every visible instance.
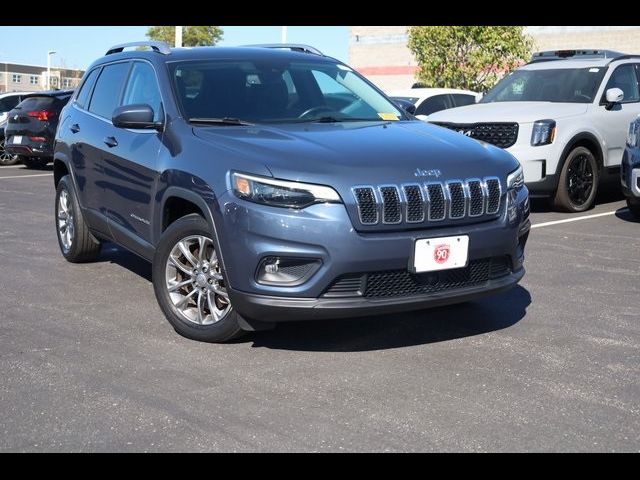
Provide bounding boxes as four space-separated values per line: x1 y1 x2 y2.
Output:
53 41 531 342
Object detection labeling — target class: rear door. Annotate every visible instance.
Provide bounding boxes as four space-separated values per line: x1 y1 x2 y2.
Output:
99 60 164 249
79 62 131 222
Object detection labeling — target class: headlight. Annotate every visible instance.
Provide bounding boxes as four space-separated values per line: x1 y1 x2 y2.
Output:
507 165 524 191
531 119 556 146
232 172 341 208
627 120 640 147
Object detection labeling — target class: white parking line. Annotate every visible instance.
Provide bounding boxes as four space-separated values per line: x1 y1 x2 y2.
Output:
531 210 625 229
0 173 53 180
0 165 29 169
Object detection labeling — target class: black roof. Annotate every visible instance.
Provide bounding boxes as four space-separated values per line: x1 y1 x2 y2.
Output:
23 89 74 99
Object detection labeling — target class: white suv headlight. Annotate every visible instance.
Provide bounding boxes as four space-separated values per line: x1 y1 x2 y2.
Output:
507 165 524 191
627 119 640 148
232 172 341 208
531 119 556 146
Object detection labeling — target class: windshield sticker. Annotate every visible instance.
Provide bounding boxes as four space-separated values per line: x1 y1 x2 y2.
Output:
378 113 400 121
589 68 600 73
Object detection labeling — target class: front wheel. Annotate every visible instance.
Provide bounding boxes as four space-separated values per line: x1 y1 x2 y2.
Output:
152 214 244 343
0 138 19 166
553 146 599 212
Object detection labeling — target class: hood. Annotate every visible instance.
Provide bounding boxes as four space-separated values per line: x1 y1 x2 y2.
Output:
428 101 589 124
193 120 518 188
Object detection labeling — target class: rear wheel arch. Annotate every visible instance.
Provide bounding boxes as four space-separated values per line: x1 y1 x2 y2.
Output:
53 158 70 187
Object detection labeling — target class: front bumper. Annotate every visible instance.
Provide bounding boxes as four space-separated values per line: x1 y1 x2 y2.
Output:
621 146 640 199
507 143 560 197
216 188 530 322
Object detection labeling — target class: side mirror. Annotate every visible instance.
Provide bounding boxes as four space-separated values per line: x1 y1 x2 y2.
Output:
605 87 624 110
394 99 417 115
112 104 161 130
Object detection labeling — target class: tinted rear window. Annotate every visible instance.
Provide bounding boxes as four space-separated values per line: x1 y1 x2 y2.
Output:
17 97 56 110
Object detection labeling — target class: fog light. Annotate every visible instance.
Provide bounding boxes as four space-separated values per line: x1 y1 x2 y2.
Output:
256 257 322 286
264 258 280 274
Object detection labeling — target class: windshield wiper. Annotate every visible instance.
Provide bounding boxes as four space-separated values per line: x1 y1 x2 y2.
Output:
298 116 382 123
188 117 254 126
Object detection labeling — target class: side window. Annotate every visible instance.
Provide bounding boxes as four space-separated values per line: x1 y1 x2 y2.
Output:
74 68 100 110
451 94 476 108
415 94 451 116
604 64 640 104
88 62 130 119
121 62 163 122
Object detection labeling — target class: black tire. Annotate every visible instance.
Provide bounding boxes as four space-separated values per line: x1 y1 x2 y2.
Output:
152 213 245 343
22 157 49 169
0 138 19 166
55 175 102 262
627 198 640 218
553 146 599 213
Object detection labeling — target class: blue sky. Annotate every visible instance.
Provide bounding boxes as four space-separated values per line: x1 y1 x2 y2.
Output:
0 26 349 70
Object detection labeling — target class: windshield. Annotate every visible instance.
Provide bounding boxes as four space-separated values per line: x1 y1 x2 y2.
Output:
481 67 608 104
170 58 404 123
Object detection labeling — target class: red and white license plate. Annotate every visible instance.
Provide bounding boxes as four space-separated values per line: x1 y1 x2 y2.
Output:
412 235 469 273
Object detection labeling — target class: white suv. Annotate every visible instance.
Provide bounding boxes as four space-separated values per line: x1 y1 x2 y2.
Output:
428 49 640 212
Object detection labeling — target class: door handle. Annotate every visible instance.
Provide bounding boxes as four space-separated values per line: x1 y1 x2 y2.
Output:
69 123 80 133
103 136 118 148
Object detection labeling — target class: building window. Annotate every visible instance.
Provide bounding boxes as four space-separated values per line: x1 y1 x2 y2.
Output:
62 78 72 88
50 77 58 86
30 75 39 85
12 74 21 83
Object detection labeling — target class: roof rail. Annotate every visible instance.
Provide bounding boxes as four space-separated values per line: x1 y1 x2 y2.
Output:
607 54 640 64
106 41 171 56
528 49 625 64
242 43 324 56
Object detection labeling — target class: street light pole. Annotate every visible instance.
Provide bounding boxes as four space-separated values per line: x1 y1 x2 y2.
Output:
47 50 56 90
281 26 287 43
175 26 183 48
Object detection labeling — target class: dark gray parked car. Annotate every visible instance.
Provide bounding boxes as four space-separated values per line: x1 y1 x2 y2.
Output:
53 41 531 342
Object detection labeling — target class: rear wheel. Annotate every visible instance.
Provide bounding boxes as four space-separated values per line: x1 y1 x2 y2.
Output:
0 138 19 166
152 214 244 343
553 146 599 212
22 157 49 169
55 175 102 262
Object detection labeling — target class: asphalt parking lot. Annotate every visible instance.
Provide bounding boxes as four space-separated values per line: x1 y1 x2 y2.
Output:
0 165 638 452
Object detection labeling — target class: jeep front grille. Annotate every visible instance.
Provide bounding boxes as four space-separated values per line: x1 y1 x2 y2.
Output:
352 178 502 226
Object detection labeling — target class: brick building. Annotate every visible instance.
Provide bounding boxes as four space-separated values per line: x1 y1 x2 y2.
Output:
349 26 640 91
0 62 84 93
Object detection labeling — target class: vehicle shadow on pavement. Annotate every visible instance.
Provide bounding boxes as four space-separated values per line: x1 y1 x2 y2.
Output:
615 207 639 223
98 243 153 281
247 286 531 352
530 184 624 213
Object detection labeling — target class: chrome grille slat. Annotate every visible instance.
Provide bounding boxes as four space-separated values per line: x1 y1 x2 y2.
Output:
352 178 502 226
447 181 466 219
402 184 425 223
426 183 446 221
380 185 401 224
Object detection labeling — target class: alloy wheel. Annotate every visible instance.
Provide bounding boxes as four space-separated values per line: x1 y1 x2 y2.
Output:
566 153 594 206
57 189 75 251
165 235 231 325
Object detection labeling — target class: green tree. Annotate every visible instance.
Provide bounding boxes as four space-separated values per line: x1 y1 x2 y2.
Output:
146 26 223 47
407 26 533 92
